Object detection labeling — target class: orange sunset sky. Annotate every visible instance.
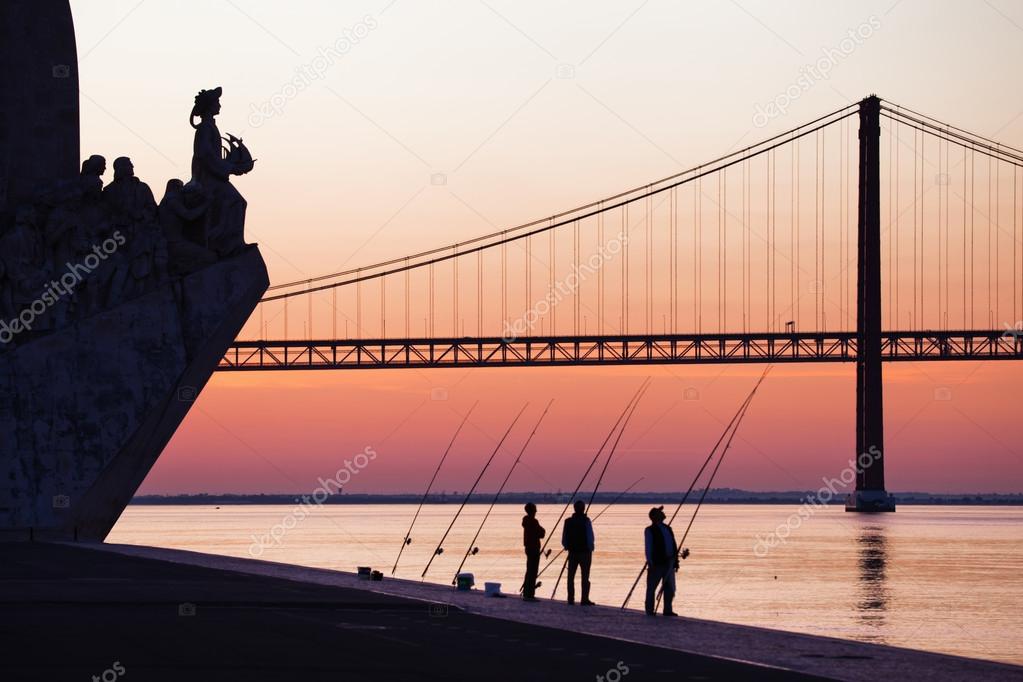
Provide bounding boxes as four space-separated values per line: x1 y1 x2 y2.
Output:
71 1 1023 494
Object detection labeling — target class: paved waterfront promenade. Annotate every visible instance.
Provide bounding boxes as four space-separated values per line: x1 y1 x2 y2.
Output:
2 542 1019 681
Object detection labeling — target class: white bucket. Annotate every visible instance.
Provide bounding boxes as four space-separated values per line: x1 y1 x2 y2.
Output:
484 582 502 597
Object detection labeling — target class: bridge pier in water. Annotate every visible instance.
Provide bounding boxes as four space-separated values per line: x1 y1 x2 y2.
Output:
848 95 895 513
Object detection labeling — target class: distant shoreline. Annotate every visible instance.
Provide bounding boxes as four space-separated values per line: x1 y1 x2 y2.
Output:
130 490 1023 506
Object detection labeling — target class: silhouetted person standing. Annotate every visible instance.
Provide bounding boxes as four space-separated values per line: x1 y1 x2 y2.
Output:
522 502 545 602
561 500 594 605
645 506 682 616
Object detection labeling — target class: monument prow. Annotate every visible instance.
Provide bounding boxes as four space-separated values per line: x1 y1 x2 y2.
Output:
1 248 268 540
0 2 268 540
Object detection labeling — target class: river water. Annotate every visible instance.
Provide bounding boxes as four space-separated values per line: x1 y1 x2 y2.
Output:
108 503 1023 665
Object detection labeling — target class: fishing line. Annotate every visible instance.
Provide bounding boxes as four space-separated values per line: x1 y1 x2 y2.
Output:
421 402 530 579
650 366 769 609
551 382 651 599
392 401 479 575
451 399 555 584
586 383 652 510
536 378 651 560
519 378 651 593
531 476 646 589
621 366 771 609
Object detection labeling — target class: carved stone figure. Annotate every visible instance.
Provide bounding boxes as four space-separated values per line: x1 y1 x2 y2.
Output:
0 206 45 313
103 157 156 223
158 179 216 275
81 154 107 183
189 87 253 258
105 156 166 302
74 174 114 314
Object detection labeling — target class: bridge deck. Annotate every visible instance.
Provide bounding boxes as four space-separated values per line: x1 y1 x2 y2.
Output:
219 330 1021 371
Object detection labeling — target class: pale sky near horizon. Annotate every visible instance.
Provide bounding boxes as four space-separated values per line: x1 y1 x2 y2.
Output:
70 0 1023 495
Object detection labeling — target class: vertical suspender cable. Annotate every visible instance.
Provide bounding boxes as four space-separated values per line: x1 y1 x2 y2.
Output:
719 171 724 332
883 120 892 331
695 177 700 333
624 204 629 333
599 202 604 334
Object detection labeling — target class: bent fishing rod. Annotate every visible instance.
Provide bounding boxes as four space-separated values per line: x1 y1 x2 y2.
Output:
585 382 652 511
531 476 645 591
519 378 651 593
537 378 650 558
551 381 651 599
421 402 530 579
392 401 479 575
451 399 555 584
651 369 768 612
617 366 769 609
650 370 769 609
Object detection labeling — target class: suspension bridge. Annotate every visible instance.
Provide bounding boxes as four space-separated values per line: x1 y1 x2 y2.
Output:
218 96 1023 511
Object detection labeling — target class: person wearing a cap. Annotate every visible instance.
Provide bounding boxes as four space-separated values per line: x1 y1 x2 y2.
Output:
644 506 680 616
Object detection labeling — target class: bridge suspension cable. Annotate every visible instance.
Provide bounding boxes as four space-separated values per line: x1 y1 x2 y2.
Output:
242 97 1021 348
260 103 859 302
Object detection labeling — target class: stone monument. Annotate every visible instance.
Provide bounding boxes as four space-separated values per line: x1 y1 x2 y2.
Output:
0 2 270 540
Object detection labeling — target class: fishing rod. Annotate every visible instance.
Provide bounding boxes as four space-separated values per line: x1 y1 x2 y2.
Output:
651 370 768 612
551 382 651 599
519 378 651 593
617 366 769 609
450 399 555 584
617 370 769 609
421 402 530 579
531 476 645 591
538 378 650 558
392 401 479 575
586 382 652 511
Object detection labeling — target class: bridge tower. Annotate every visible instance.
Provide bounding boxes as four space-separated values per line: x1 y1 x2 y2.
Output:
847 95 895 512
